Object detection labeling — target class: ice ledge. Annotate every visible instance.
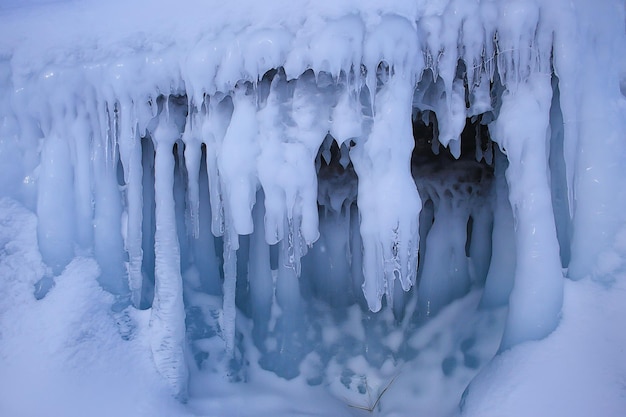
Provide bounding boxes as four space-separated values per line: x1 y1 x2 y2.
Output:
2 0 559 96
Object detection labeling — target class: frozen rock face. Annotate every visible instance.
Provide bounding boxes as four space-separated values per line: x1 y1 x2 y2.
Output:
0 0 625 402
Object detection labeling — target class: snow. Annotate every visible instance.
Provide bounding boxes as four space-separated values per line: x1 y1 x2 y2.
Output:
0 0 626 415
462 277 626 417
0 198 185 417
0 197 508 417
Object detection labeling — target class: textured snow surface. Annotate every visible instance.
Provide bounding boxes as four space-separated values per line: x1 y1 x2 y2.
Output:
1 198 625 416
0 199 185 417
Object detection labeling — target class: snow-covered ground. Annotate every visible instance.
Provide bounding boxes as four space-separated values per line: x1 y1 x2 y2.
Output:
0 199 186 417
2 196 626 416
0 197 504 417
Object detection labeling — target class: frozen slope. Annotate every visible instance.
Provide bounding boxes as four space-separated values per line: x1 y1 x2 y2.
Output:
1 0 626 415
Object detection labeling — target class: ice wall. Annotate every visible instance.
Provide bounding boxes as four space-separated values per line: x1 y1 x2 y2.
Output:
1 0 625 398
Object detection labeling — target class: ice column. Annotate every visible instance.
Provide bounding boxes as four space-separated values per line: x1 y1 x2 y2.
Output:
149 101 188 398
350 74 421 312
118 101 144 307
490 74 563 349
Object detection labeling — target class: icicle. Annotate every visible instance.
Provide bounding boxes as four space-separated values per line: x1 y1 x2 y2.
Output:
468 71 492 118
183 102 202 239
350 74 421 312
288 72 330 247
190 145 222 295
221 228 238 356
219 83 258 236
433 78 466 153
149 102 188 399
257 70 329 274
202 95 232 237
330 81 363 145
257 73 288 245
118 100 144 307
449 138 461 159
185 143 201 238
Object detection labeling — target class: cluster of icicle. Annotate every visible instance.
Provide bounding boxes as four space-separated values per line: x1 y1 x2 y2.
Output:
3 0 625 399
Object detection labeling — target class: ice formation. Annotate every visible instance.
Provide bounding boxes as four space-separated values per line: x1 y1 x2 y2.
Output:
0 0 625 413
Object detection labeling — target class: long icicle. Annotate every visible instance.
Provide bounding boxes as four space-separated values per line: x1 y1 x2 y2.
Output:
149 102 188 399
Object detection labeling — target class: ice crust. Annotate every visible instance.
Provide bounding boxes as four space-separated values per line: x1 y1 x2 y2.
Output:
1 0 625 405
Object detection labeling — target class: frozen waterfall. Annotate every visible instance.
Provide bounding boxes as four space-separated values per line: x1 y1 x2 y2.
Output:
0 0 625 414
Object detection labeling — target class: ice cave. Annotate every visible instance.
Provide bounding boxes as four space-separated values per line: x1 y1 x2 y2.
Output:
1 0 626 416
